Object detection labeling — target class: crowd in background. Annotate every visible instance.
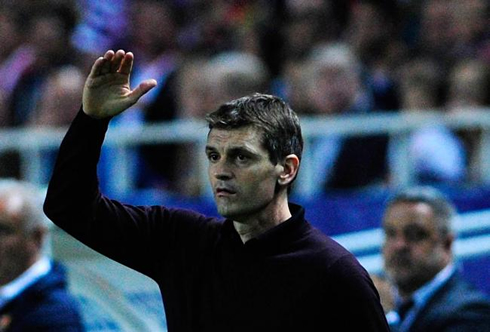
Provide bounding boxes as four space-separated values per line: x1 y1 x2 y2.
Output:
1 0 490 196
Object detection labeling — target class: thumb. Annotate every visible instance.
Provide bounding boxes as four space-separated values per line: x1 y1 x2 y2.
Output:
128 79 158 104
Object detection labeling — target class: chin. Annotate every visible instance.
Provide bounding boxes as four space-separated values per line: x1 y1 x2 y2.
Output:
216 204 236 218
217 205 248 221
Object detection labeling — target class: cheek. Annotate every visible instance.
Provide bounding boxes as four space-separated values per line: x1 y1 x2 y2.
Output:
246 170 277 192
412 243 434 257
0 238 21 262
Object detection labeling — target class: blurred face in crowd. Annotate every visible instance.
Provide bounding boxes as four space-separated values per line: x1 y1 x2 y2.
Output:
130 0 176 56
206 126 284 223
0 194 44 286
382 201 453 298
29 15 67 64
0 10 20 59
311 65 360 114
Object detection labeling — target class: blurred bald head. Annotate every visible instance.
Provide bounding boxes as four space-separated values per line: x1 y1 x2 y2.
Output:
0 179 48 285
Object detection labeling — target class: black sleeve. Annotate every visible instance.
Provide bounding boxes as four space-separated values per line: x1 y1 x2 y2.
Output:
43 108 219 278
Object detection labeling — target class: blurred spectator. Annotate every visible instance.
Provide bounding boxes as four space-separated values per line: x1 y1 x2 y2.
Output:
0 6 35 126
450 0 490 61
344 0 403 111
178 0 265 56
381 186 490 331
0 179 84 331
446 58 490 183
0 2 79 181
388 57 466 184
71 0 128 59
98 0 182 194
306 43 389 191
411 0 456 67
446 59 490 110
9 2 79 126
176 57 215 120
273 1 347 105
29 66 85 128
371 273 395 314
411 0 490 68
26 66 85 184
205 51 269 107
281 1 337 62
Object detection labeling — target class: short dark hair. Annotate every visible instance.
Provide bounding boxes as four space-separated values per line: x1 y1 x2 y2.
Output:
205 93 304 165
385 186 456 237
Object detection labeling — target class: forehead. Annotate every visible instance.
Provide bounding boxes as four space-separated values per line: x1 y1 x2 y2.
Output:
0 195 24 230
383 201 437 230
207 126 265 150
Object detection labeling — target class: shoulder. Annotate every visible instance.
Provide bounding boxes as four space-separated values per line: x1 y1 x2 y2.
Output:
8 263 84 330
418 272 490 329
436 273 490 310
305 226 364 271
28 263 81 313
305 230 389 330
302 227 377 296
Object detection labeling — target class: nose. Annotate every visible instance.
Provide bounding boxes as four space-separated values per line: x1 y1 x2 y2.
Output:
211 159 233 181
389 234 411 252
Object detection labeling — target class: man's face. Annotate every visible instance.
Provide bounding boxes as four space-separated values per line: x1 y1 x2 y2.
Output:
311 66 359 114
0 198 38 286
206 126 282 222
382 201 452 296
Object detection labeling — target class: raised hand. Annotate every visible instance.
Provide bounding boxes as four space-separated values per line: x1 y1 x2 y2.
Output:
82 50 157 119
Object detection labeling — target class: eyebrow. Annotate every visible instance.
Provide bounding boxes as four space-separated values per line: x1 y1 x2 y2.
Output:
0 223 14 233
205 146 216 153
205 145 260 157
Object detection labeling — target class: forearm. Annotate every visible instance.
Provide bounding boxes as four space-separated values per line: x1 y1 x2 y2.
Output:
44 106 110 237
43 107 153 270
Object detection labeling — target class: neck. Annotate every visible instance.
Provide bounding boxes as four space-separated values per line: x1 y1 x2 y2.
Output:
233 197 291 243
398 261 452 300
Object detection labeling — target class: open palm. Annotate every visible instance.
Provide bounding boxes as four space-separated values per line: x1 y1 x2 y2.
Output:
82 50 157 119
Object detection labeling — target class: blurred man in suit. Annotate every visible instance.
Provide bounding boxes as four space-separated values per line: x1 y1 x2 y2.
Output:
382 186 490 331
0 179 84 331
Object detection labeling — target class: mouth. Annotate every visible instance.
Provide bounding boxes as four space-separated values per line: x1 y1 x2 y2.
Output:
215 187 237 197
389 256 412 268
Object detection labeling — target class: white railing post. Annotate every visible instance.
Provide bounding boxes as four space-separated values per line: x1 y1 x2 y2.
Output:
478 129 490 185
389 131 414 188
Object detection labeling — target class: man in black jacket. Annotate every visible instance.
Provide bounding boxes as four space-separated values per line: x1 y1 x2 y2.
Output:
0 180 84 331
382 186 490 331
44 49 389 331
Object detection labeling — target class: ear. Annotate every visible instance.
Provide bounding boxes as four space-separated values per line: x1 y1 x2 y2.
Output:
444 233 455 251
28 227 46 252
277 154 300 186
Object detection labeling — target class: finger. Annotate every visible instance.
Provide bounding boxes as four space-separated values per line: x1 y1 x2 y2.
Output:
128 79 157 104
100 50 115 75
111 49 126 72
119 52 134 75
89 57 105 78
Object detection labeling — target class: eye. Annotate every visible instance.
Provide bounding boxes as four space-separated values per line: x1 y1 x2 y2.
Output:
237 154 247 161
207 152 220 162
404 228 429 243
0 224 14 237
384 228 396 239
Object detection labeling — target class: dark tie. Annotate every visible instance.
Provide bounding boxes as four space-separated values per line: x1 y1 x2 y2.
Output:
397 298 414 322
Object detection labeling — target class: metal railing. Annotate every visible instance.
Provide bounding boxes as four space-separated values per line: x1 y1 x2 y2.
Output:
2 108 490 196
